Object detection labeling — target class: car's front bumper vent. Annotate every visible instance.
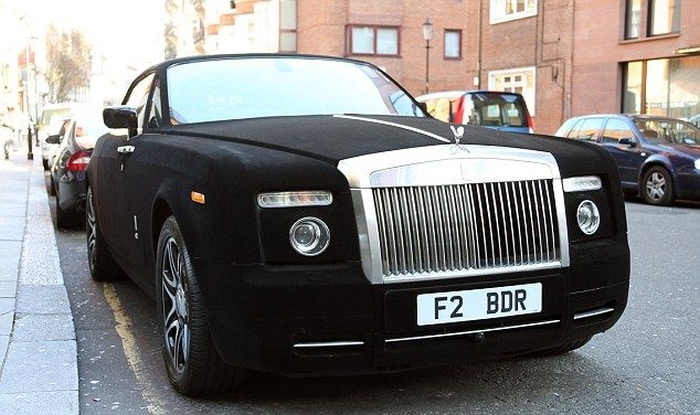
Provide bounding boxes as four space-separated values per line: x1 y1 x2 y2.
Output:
372 179 560 279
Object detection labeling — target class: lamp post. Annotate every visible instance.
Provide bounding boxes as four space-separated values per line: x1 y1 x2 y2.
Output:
24 40 33 160
422 17 434 94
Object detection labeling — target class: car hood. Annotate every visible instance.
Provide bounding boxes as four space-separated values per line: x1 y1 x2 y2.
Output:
170 115 610 178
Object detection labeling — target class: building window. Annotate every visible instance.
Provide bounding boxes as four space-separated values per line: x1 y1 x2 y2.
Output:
490 0 538 24
347 25 400 56
625 0 642 39
444 30 462 59
488 67 536 115
279 0 297 52
648 0 681 36
623 56 700 119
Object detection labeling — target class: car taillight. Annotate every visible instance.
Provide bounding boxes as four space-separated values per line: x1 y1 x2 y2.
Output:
67 150 91 172
527 112 535 134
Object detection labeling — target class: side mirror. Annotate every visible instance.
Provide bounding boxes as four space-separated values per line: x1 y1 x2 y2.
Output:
619 137 636 147
103 106 138 138
45 134 61 145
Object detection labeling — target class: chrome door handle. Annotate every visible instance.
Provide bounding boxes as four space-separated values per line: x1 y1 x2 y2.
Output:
117 145 135 155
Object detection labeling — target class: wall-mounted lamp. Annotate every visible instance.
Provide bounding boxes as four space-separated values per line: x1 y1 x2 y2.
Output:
674 46 700 55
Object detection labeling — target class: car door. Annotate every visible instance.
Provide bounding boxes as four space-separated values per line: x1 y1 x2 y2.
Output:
100 72 156 270
600 117 643 186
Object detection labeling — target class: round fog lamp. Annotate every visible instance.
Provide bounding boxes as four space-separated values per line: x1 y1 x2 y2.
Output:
576 200 600 235
289 217 330 256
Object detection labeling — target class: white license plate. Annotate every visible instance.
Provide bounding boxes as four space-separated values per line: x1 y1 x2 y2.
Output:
416 283 542 326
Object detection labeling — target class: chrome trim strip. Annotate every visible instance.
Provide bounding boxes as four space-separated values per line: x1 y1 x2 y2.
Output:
573 307 615 321
385 319 561 344
333 114 451 143
293 341 365 349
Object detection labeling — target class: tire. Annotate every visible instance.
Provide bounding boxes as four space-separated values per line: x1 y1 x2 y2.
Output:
49 175 56 196
156 216 245 396
55 192 76 229
531 336 593 357
86 186 124 281
641 166 674 206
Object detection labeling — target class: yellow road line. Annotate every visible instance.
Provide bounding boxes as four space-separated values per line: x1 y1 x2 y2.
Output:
103 283 166 415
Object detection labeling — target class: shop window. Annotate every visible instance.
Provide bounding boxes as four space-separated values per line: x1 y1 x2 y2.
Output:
623 56 700 119
490 0 538 24
347 25 400 56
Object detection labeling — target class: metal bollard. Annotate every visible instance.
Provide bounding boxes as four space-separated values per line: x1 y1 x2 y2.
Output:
27 125 33 160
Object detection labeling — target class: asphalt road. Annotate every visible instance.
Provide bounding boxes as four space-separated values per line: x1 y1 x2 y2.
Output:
51 194 699 414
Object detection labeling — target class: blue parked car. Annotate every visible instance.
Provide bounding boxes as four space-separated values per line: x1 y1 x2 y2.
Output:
555 114 700 205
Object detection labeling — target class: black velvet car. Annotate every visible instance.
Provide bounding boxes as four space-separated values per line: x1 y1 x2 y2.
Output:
86 54 630 396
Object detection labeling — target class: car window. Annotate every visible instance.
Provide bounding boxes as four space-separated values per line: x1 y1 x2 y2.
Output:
635 119 699 145
166 57 424 123
602 118 634 143
571 118 604 142
124 73 155 131
463 92 528 128
424 97 454 122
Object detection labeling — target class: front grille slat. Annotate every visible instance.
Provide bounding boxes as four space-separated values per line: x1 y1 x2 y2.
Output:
374 180 561 278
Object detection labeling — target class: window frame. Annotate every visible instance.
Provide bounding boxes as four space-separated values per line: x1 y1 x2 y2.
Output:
444 29 462 60
489 0 538 25
346 25 401 57
487 66 536 116
647 0 681 37
279 0 297 53
624 0 642 39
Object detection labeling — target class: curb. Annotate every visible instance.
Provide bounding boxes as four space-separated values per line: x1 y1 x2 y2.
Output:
0 153 79 414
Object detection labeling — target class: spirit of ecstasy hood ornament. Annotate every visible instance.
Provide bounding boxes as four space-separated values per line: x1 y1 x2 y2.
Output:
450 125 465 146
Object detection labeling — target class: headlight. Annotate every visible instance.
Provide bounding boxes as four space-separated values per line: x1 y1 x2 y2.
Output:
576 200 600 235
289 217 330 256
694 159 700 170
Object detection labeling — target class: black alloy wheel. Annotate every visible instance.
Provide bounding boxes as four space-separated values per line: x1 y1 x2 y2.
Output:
86 186 123 281
641 166 674 206
156 216 244 396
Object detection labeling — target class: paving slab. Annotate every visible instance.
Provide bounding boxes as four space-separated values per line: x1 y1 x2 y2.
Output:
11 313 74 342
0 390 78 415
15 285 70 315
0 340 78 393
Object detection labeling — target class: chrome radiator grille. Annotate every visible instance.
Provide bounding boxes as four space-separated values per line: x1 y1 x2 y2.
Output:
372 179 560 278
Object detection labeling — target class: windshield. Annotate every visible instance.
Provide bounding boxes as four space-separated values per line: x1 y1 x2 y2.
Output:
166 57 425 124
41 107 74 127
463 92 528 128
635 118 699 145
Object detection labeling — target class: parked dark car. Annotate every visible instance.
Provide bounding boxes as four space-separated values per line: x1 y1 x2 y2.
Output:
416 90 534 134
48 114 106 228
87 54 629 396
555 114 700 205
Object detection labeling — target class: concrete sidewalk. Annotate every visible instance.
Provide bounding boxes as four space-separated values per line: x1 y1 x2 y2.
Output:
0 149 78 414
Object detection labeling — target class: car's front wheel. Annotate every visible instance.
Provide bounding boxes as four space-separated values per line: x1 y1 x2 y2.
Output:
156 216 245 396
641 166 674 206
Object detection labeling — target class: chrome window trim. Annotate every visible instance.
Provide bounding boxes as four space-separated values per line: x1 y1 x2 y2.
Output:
338 144 571 285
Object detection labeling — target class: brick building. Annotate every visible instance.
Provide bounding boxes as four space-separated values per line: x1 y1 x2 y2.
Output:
203 0 699 134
